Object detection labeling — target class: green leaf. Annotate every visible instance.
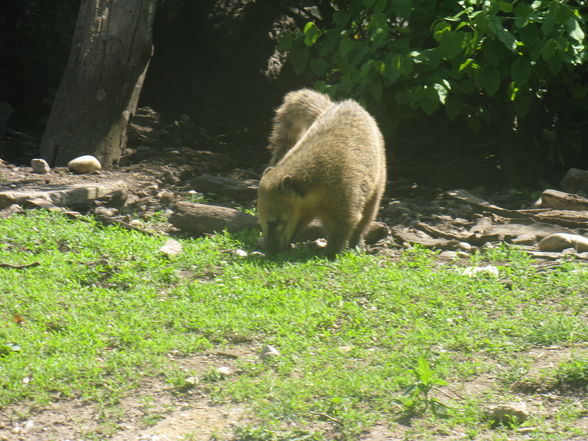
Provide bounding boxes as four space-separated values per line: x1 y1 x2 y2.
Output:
498 1 513 13
514 90 532 118
485 15 518 52
483 38 506 65
318 30 340 57
340 38 355 58
459 58 478 72
310 58 327 76
514 3 533 28
384 54 401 82
289 38 309 74
511 58 531 86
478 67 501 96
390 0 412 18
333 11 351 28
433 20 451 42
303 22 322 47
541 39 558 61
541 16 555 36
565 17 585 44
370 78 383 101
433 81 450 104
374 0 388 14
439 31 465 59
445 93 464 120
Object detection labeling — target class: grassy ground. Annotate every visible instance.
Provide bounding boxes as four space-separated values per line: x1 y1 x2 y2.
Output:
0 210 586 440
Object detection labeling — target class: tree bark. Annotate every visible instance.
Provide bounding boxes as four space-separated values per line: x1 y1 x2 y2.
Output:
40 0 157 167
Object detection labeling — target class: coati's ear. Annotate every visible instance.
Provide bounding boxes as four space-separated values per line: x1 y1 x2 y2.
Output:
261 167 274 178
279 175 306 197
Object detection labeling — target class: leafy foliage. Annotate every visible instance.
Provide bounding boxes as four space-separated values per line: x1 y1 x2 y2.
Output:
278 0 588 177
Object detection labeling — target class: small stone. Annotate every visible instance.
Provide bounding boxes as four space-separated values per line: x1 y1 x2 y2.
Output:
458 241 472 251
30 158 50 174
538 233 588 252
128 219 143 227
259 344 280 360
94 206 118 217
233 249 248 257
67 155 102 174
439 251 458 260
159 239 183 257
217 366 232 376
249 251 265 257
462 265 499 277
486 402 530 425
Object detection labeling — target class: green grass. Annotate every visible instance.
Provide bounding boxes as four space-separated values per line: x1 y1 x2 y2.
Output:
0 210 587 440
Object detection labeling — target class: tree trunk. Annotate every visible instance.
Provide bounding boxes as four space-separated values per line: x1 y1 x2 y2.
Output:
40 0 157 167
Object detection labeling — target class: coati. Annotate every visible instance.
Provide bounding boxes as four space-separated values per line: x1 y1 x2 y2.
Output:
267 88 333 166
258 98 387 258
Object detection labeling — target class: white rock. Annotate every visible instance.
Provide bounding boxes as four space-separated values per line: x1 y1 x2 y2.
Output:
538 233 588 252
233 249 248 257
217 366 233 376
486 402 530 424
67 155 102 173
159 239 183 257
259 344 281 360
462 265 499 277
30 158 50 174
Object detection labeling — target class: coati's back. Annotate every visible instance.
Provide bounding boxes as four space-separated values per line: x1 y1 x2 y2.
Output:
267 88 333 166
279 100 385 187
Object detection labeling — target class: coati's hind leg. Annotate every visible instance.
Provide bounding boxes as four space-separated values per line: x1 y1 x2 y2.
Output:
348 191 382 249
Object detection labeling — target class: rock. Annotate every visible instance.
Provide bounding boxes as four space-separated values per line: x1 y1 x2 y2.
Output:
189 174 258 201
0 181 128 210
259 345 280 360
462 265 499 277
217 366 233 376
67 155 102 173
30 158 50 174
561 168 588 194
25 198 62 212
538 233 588 252
233 249 248 257
169 201 258 235
0 204 23 219
540 189 588 211
486 402 530 425
159 239 183 257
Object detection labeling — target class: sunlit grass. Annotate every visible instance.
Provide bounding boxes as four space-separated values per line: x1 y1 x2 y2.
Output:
0 210 586 440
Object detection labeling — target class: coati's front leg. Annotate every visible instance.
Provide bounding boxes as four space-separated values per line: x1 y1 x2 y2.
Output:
321 212 360 258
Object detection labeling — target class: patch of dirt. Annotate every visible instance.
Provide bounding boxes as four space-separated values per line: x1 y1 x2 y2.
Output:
0 348 256 441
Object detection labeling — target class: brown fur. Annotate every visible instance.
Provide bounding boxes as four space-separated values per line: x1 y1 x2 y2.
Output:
258 99 387 258
267 88 333 166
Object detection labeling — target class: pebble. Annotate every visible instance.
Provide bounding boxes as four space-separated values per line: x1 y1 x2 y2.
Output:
30 158 50 174
67 155 102 173
486 402 530 425
159 239 183 257
259 344 281 360
538 233 588 252
462 265 499 277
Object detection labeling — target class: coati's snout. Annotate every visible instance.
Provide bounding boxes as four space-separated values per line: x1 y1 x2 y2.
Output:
263 220 290 254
